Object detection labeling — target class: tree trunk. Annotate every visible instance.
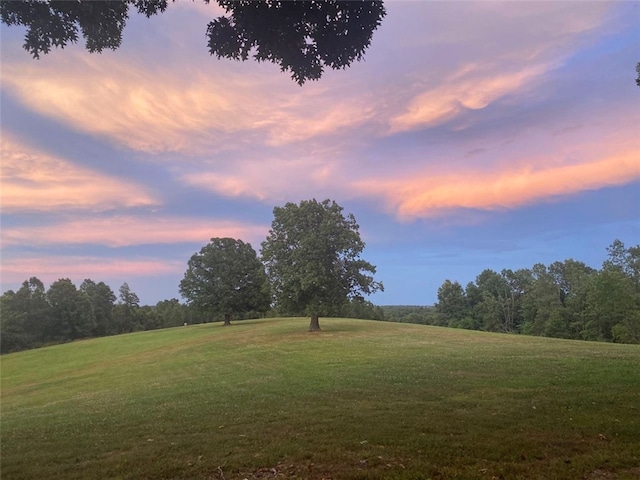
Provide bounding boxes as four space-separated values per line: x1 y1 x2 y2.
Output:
309 314 321 331
223 313 231 326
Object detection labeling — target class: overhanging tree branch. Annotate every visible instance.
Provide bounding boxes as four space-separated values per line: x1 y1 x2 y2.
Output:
1 0 386 85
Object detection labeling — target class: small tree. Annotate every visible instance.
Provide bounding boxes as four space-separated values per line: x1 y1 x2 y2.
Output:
261 199 383 331
180 237 270 325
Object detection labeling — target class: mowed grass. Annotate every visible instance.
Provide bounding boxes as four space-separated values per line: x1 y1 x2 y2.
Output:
1 318 639 480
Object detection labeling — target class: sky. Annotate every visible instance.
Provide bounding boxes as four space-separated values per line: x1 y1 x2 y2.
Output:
1 1 639 307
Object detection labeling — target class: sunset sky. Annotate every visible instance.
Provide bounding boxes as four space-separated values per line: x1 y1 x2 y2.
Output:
1 1 638 306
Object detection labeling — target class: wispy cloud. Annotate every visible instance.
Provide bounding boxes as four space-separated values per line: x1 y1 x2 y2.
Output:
0 136 158 212
0 50 376 156
356 150 640 221
0 58 247 154
0 256 183 285
1 215 268 248
180 146 348 203
388 63 549 133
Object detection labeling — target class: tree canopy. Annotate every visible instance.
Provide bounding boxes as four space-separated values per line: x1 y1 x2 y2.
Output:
47 278 97 341
80 279 117 337
1 0 386 85
179 237 270 325
432 240 639 343
261 199 383 331
0 277 207 354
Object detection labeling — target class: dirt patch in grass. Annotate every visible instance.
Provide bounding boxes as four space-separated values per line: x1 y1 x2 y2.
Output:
585 469 616 480
583 467 640 480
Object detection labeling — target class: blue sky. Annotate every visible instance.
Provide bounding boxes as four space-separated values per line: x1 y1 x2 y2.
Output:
1 1 638 306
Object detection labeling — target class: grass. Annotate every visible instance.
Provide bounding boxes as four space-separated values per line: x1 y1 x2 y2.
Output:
1 317 639 479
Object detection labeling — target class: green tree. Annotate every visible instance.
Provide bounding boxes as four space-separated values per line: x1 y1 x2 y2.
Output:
113 282 142 333
137 305 161 331
154 299 190 328
585 269 636 342
436 280 471 328
341 296 384 321
521 264 564 337
501 268 532 332
547 259 595 339
380 306 434 325
583 241 640 342
603 239 640 291
47 278 96 341
4 277 52 349
464 281 482 325
261 199 382 331
79 279 116 336
180 237 271 325
1 290 30 353
472 269 520 332
1 0 386 85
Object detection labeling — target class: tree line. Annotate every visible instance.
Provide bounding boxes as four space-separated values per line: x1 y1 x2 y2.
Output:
381 305 437 325
0 274 383 354
3 200 636 353
1 199 384 353
432 240 639 344
0 279 207 353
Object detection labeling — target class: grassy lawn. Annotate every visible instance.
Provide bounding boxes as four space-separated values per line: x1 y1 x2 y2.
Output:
1 317 639 479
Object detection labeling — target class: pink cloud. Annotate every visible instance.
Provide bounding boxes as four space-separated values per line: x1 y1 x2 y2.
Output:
0 136 158 212
179 106 640 217
1 59 243 154
0 45 377 156
0 256 183 286
1 216 268 248
388 63 549 133
179 139 354 203
356 150 640 221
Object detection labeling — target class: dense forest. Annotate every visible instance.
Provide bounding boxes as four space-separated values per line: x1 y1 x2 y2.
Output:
382 241 639 344
1 240 637 354
429 240 639 343
0 280 200 353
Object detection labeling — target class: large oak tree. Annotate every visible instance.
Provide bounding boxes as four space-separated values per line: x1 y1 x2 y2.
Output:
261 199 382 331
180 237 270 325
1 0 386 85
